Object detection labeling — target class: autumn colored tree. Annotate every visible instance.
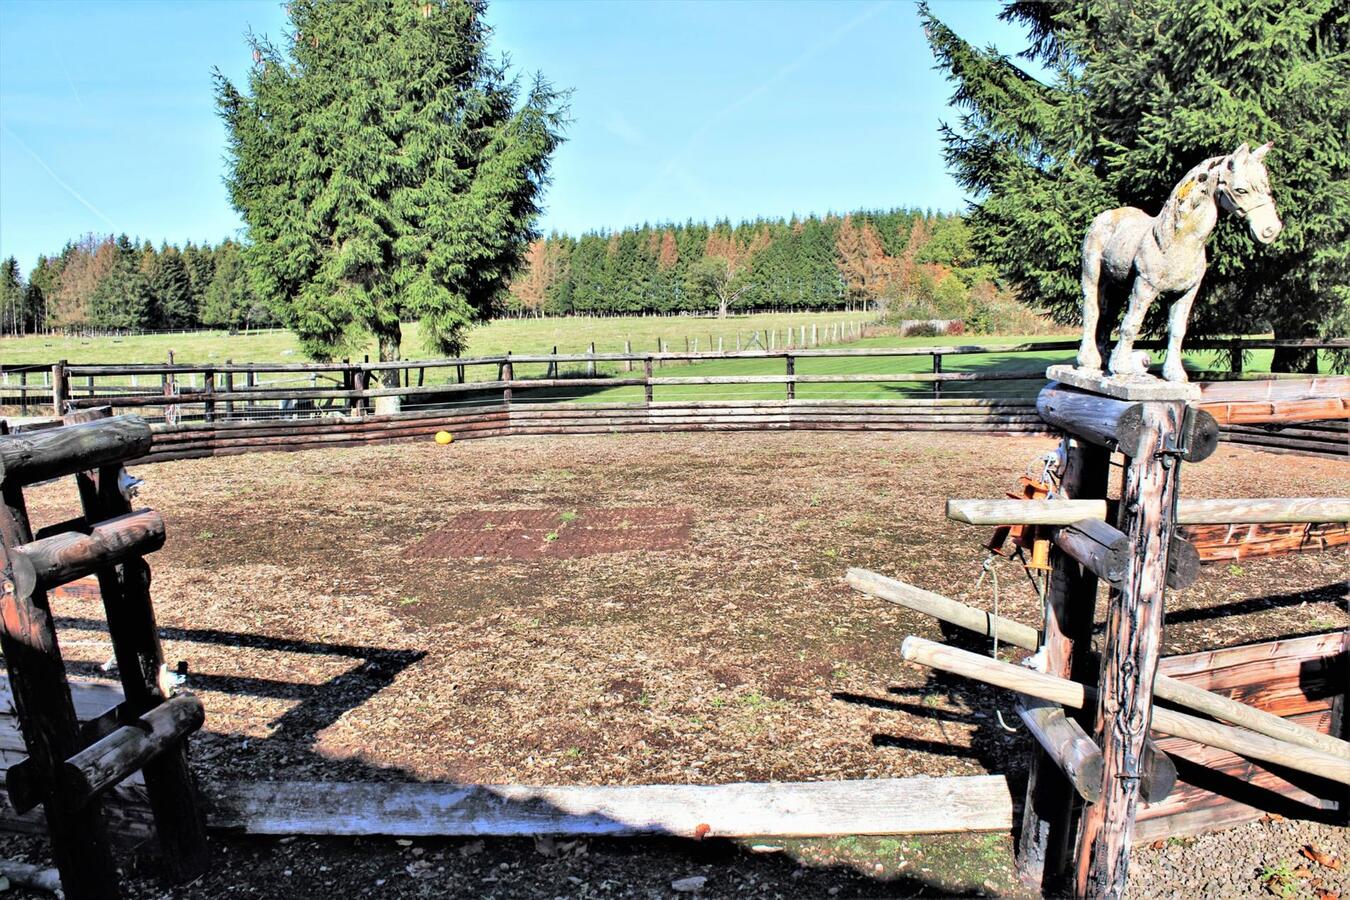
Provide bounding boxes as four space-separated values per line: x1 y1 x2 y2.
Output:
696 226 771 316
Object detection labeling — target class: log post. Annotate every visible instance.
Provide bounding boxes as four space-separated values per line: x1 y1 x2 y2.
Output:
785 354 795 401
933 353 943 400
0 453 122 897
644 357 654 406
1018 439 1109 893
66 410 210 882
52 360 68 415
502 356 513 407
1073 399 1184 897
223 361 235 421
202 367 215 423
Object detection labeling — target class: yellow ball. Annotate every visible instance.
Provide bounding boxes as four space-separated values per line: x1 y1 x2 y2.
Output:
434 431 453 445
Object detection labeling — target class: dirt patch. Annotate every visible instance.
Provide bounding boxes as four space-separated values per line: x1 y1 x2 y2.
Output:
406 506 694 560
7 430 1347 896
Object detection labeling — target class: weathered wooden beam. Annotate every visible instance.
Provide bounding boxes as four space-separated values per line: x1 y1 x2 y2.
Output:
1051 522 1199 591
945 497 1350 527
1016 696 1104 804
205 775 1014 838
63 694 204 805
1053 518 1129 586
1036 385 1218 461
9 510 164 595
898 636 1350 786
0 416 150 487
847 566 1350 760
844 568 1040 649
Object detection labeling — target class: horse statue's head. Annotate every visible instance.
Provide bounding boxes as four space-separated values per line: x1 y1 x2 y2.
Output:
1216 142 1282 244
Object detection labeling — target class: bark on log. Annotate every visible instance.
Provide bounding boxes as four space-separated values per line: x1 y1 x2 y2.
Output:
0 416 151 487
10 510 164 595
63 694 204 805
1016 696 1104 803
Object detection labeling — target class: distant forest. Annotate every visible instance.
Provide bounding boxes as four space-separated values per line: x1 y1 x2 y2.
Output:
0 235 275 336
506 209 1040 331
1 208 1045 338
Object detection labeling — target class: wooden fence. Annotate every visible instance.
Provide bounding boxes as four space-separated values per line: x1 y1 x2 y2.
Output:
4 338 1346 460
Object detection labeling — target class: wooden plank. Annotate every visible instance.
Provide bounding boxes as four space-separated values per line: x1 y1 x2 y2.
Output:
204 776 1014 838
946 497 1350 527
1180 522 1350 561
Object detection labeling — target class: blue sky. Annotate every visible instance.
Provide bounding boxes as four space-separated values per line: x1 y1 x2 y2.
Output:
0 0 1031 273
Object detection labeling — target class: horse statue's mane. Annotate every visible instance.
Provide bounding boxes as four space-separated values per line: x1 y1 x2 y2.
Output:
1152 155 1226 250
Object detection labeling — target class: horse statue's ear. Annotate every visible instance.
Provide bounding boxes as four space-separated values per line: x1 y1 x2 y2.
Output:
1252 141 1273 162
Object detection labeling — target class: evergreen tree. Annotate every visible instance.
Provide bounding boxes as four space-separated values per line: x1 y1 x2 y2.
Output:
25 255 60 333
0 257 25 336
215 0 567 381
923 1 1350 371
89 236 151 329
151 246 196 328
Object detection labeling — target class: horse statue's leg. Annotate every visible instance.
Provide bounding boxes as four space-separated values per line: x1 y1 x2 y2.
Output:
1077 227 1108 371
1161 282 1200 382
1107 277 1158 377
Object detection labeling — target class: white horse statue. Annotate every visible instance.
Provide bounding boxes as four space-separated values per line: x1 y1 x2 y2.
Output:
1077 142 1282 382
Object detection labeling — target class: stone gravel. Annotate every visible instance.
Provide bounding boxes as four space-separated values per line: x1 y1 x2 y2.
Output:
1129 817 1348 899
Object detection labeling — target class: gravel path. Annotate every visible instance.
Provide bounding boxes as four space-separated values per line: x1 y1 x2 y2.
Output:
1130 817 1348 899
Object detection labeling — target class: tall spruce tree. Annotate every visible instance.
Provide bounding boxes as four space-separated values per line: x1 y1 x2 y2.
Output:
151 246 196 328
216 0 566 384
0 257 25 336
923 1 1350 371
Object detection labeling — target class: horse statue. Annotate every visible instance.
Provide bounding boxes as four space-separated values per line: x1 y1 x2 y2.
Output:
1077 142 1282 383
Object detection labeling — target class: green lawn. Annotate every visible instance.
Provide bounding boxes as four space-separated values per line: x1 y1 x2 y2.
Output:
0 311 873 367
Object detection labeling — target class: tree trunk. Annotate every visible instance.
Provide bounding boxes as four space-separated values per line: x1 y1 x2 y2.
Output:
1270 326 1319 374
376 323 402 415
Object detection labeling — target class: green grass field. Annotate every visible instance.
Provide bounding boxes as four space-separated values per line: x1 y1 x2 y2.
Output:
0 311 875 367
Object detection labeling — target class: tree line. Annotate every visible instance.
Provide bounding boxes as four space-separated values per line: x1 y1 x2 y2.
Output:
0 235 276 337
505 209 1044 332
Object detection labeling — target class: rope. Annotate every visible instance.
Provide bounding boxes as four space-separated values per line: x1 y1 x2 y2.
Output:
975 553 1020 733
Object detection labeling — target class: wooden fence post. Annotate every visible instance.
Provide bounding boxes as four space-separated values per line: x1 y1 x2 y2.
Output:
933 353 943 400
1073 400 1185 896
51 360 68 415
245 370 257 419
223 360 235 421
786 354 795 401
202 367 215 423
1017 438 1111 894
68 441 210 883
644 357 654 406
625 340 633 372
502 355 513 407
588 342 596 377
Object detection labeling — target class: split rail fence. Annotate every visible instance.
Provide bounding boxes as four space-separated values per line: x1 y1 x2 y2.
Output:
3 338 1346 461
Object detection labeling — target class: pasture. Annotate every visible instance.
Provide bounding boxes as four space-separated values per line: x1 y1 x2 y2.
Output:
14 428 1347 897
0 312 878 367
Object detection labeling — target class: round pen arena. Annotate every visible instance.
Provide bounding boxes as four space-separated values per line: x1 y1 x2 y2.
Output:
1 351 1347 899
